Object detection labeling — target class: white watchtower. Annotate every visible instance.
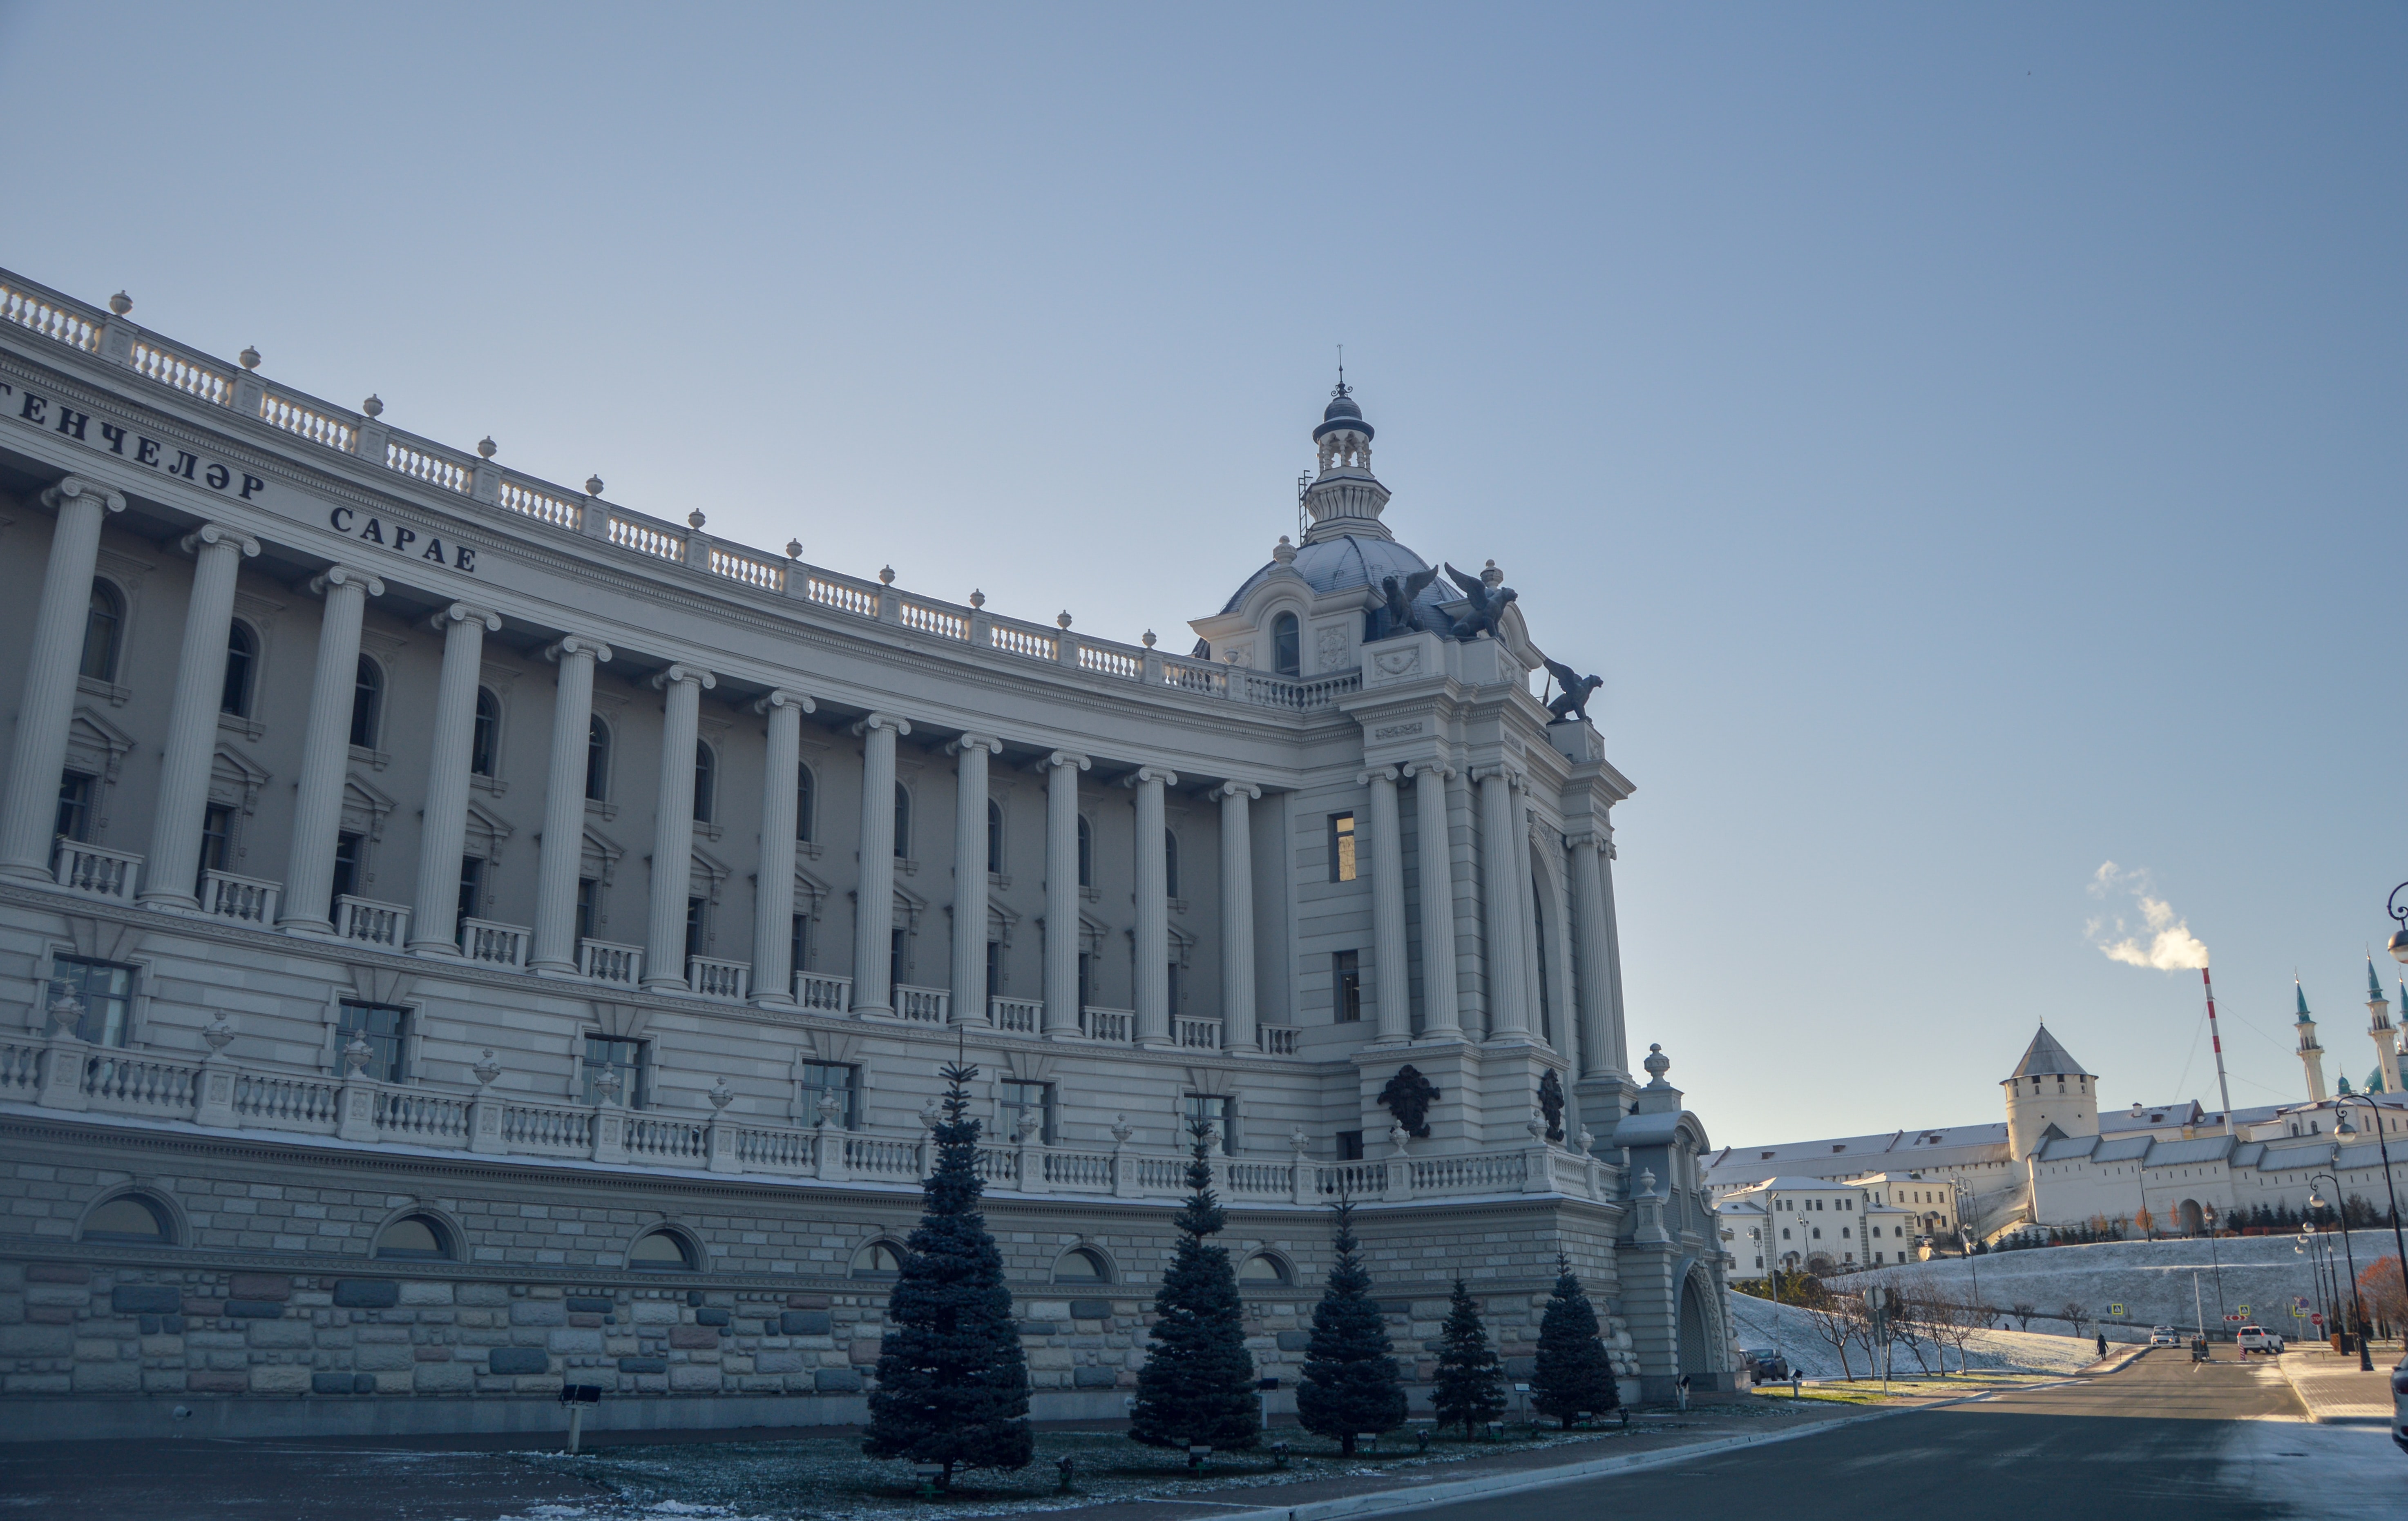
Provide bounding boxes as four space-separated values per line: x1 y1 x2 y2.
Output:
2002 1025 2098 1160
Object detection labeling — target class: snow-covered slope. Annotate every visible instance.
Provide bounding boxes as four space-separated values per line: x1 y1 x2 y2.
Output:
1724 1294 2097 1380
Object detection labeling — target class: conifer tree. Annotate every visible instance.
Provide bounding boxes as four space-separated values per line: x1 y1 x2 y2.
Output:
1295 1196 1405 1454
1429 1278 1506 1437
863 1061 1033 1486
1529 1254 1618 1428
1130 1121 1260 1450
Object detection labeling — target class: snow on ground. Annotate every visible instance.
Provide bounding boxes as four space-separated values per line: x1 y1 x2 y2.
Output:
1725 1292 2098 1380
1825 1231 2401 1339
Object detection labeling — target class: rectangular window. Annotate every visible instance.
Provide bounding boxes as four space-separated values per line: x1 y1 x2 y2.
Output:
577 878 599 944
50 956 133 1046
889 926 905 989
686 895 707 962
1337 1129 1364 1162
1328 812 1358 882
199 804 234 875
331 832 362 911
583 1035 647 1108
799 1061 858 1129
1077 951 1092 1011
986 940 1002 1000
456 856 483 934
1183 1094 1235 1153
791 912 810 977
336 1000 409 1084
1167 960 1181 1016
55 771 95 844
1334 950 1362 1022
999 1079 1053 1144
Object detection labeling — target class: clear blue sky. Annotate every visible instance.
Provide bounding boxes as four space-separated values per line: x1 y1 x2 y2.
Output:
5 3 2401 1142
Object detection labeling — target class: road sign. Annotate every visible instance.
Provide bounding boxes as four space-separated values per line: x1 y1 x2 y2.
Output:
2223 1313 2241 1323
2236 1305 2249 1316
2109 1303 2125 1316
2311 1313 2324 1325
2291 1307 2307 1318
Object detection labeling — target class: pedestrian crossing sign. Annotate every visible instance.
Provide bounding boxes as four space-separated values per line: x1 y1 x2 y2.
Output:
2236 1305 2249 1316
2109 1303 2124 1316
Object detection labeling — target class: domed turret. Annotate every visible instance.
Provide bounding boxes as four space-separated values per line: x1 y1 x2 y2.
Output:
2002 1025 2096 1160
1301 375 1390 546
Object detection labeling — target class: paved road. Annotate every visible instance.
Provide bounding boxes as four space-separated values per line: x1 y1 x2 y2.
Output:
1406 1348 2383 1521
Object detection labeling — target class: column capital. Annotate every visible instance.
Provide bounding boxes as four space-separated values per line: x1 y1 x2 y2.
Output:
1044 750 1091 772
428 602 503 634
1564 825 1613 853
945 733 1003 757
852 711 910 737
1469 762 1527 789
310 565 384 598
42 476 126 516
651 663 716 691
755 688 815 715
181 523 261 559
1356 765 1400 787
544 636 614 665
1210 779 1262 802
1122 765 1179 789
1401 758 1455 782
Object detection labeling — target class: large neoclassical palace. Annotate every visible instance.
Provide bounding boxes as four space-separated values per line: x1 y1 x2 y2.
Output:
0 268 1728 1438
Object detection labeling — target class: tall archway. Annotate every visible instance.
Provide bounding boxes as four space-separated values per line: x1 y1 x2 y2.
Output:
2177 1198 2203 1236
1678 1263 1725 1381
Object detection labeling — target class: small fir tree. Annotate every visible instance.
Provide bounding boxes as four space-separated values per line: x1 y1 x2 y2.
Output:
1430 1279 1507 1437
1130 1121 1260 1450
1295 1196 1406 1454
1529 1255 1618 1427
862 1061 1034 1486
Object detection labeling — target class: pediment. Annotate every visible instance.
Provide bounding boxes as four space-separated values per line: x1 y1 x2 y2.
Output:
66 707 136 780
463 800 516 861
209 744 272 812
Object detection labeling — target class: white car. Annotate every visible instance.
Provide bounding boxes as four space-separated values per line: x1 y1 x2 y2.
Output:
2149 1327 2181 1346
2235 1325 2283 1354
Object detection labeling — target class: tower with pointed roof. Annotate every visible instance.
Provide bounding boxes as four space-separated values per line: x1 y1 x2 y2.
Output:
2294 980 2328 1103
2001 1025 2098 1160
2366 957 2401 1095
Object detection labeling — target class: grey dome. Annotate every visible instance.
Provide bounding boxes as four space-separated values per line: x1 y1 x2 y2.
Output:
1221 533 1442 616
1313 386 1373 443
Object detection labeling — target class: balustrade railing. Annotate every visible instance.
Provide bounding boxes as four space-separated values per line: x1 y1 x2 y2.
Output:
626 1113 707 1164
386 436 473 494
1161 658 1229 696
794 971 853 1013
1175 1017 1221 1050
495 477 583 530
258 392 356 453
1 280 98 351
373 1088 471 1144
899 601 967 639
1079 1006 1133 1043
501 1100 594 1156
83 1053 197 1116
334 895 410 948
894 985 949 1024
199 870 280 926
687 956 749 1001
708 544 787 592
803 575 879 618
460 918 531 968
1258 1025 1301 1056
988 996 1042 1033
127 340 232 405
233 1070 342 1130
988 623 1058 660
579 939 643 986
608 516 685 563
53 842 140 903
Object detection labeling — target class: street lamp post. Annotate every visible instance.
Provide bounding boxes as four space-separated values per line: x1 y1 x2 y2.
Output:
2202 1204 2227 1336
2332 1094 2406 1360
2384 881 2408 968
2308 1169 2372 1372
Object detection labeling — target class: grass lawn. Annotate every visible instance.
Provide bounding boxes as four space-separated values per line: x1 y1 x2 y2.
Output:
514 1422 1688 1520
1753 1372 2068 1406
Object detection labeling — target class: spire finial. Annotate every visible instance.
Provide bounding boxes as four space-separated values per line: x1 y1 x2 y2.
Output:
1333 343 1349 400
2370 952 2386 999
2296 976 2312 1020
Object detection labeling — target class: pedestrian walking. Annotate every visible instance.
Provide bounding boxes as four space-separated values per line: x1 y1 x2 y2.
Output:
1675 1374 1690 1412
2095 1331 2106 1359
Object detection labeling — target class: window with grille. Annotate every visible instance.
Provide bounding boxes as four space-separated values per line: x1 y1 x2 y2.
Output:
800 1062 857 1128
1183 1094 1234 1153
55 771 94 843
337 1000 409 1084
999 1080 1053 1144
1329 813 1357 882
583 1035 646 1107
50 956 133 1046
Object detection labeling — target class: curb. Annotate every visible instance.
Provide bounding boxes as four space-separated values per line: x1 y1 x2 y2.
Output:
2275 1352 2395 1427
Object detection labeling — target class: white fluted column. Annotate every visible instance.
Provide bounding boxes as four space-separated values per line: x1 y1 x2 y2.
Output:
1128 766 1177 1047
750 689 814 1006
528 637 613 972
279 566 384 932
949 734 1002 1025
1360 765 1412 1043
1475 765 1530 1037
0 479 128 881
1042 750 1089 1037
407 604 503 954
1213 781 1260 1053
135 524 261 908
850 713 909 1015
640 665 716 989
1404 761 1462 1039
1569 828 1624 1079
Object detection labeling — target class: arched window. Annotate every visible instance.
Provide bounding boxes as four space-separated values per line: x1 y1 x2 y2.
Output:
220 621 257 717
1271 612 1300 678
470 689 500 776
1076 816 1093 888
894 781 910 858
1053 1247 1111 1284
851 1240 904 1278
81 580 124 682
630 1229 696 1271
1164 829 1180 899
349 656 383 749
987 799 1003 875
374 1213 453 1261
692 741 716 822
1238 1253 1291 1285
796 764 815 842
82 1193 170 1244
585 716 610 801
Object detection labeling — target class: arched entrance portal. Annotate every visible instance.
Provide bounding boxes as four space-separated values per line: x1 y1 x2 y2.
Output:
2177 1198 2203 1236
1677 1266 1722 1382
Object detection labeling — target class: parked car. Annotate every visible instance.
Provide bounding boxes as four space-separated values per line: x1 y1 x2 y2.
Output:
1742 1347 1790 1382
2390 1350 2406 1454
2235 1325 2284 1354
2149 1327 2181 1346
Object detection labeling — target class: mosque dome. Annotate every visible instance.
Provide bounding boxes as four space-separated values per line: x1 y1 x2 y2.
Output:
1313 385 1372 443
1220 533 1440 615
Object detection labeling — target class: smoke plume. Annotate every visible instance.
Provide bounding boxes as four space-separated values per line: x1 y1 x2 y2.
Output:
2084 862 2210 970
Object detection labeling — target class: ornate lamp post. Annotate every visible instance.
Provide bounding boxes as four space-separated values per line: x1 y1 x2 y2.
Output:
2332 1094 2406 1360
2308 1169 2372 1370
2386 881 2408 966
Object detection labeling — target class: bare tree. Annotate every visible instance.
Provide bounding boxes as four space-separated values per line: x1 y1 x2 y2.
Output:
1798 1284 1862 1380
2010 1302 2037 1333
1883 1281 1937 1375
2060 1300 2085 1335
1931 1288 1983 1374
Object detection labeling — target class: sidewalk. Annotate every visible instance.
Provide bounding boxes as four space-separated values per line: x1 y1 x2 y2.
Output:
2275 1345 2398 1426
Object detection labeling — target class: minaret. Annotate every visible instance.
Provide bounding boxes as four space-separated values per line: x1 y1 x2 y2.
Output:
2370 957 2403 1095
2294 979 2328 1103
1300 372 1392 545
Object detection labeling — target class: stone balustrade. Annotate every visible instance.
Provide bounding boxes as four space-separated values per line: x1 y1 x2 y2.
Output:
333 895 409 948
685 956 750 1001
52 841 140 902
578 939 643 986
458 917 530 968
199 869 281 926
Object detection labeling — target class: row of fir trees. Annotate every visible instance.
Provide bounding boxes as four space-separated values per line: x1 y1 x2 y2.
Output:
861 1063 1621 1486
